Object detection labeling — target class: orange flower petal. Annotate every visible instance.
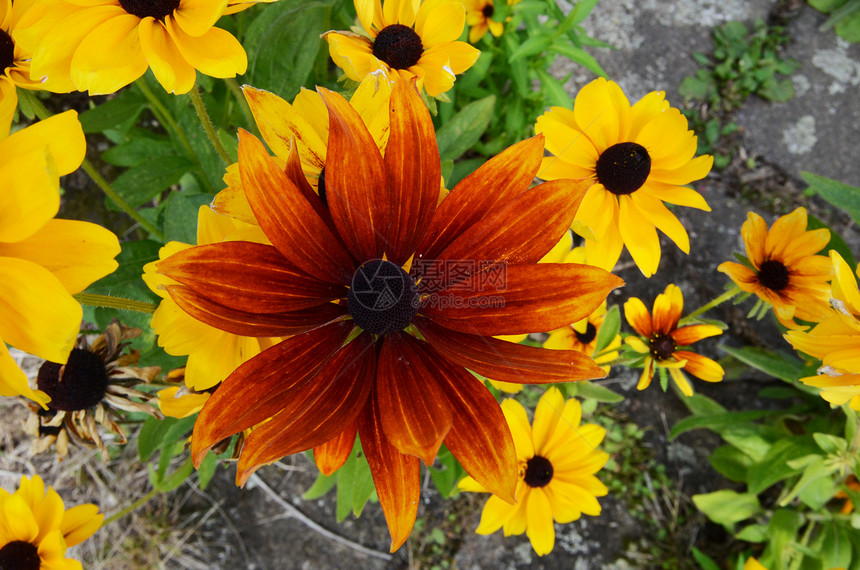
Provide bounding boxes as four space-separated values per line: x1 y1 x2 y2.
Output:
157 241 346 313
190 321 354 466
165 284 345 337
652 284 683 333
676 350 724 382
423 264 623 336
417 136 546 259
623 296 654 337
670 324 722 346
433 351 517 503
414 318 607 383
314 423 358 476
235 334 375 485
384 78 441 265
317 87 391 262
238 129 354 285
358 390 421 552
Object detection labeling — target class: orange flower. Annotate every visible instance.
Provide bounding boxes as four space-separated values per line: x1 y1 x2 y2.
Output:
624 284 724 396
719 207 832 328
156 79 623 550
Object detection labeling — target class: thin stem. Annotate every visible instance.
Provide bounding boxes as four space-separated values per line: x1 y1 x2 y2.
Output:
135 78 195 160
678 285 742 325
20 90 165 240
188 84 232 164
103 487 160 526
74 293 158 314
224 77 256 134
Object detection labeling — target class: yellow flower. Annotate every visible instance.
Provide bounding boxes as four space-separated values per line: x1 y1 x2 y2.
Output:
157 385 209 418
142 205 278 392
464 0 503 43
624 284 724 397
0 111 120 407
784 251 860 409
0 474 102 570
458 387 609 556
17 0 248 95
223 0 275 14
324 0 480 97
536 78 713 277
719 207 833 328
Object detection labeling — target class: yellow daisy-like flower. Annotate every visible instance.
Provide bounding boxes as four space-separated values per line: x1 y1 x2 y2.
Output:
718 207 833 329
142 205 279 392
0 474 102 570
17 0 249 95
546 301 621 373
458 387 609 556
536 78 714 277
324 0 480 97
784 251 860 410
624 284 724 397
464 0 504 43
0 111 120 407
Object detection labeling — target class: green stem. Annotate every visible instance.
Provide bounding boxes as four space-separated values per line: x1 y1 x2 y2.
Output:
189 84 232 164
224 77 256 133
678 285 742 325
135 78 195 160
74 293 158 314
20 90 165 240
103 487 160 526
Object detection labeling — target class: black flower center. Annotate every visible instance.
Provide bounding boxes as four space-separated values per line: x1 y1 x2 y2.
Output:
524 455 554 488
596 142 651 195
574 322 597 345
649 333 676 361
0 541 40 570
317 167 328 207
118 0 180 20
482 3 495 18
758 259 790 291
372 24 423 70
348 260 419 335
37 348 109 412
0 29 14 74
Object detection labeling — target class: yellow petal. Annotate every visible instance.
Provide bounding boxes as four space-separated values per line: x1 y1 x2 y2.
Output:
0 342 50 406
0 77 15 136
172 0 227 37
36 528 67 565
573 78 629 153
475 494 518 535
618 194 660 277
0 109 85 176
138 17 197 94
525 488 555 556
0 144 59 243
501 398 534 460
669 366 694 396
184 335 261 390
3 494 39 542
416 0 465 47
0 219 119 294
457 475 488 493
0 257 81 363
531 387 564 454
60 504 102 547
632 191 690 253
157 386 209 418
70 13 149 94
166 18 247 79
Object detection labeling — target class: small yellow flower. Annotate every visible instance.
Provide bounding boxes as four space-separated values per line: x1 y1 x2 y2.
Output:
784 251 860 409
536 78 713 277
624 284 724 397
0 474 102 570
17 0 250 94
719 207 833 328
0 112 120 407
463 0 518 43
458 387 609 556
324 0 480 97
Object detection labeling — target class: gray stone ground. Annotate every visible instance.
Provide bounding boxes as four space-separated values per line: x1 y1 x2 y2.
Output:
2 1 857 569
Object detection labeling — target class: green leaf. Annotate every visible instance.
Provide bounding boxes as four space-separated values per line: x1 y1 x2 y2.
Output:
747 437 820 494
709 444 755 482
813 432 848 455
139 416 178 462
429 446 466 498
735 524 768 542
79 91 147 134
767 509 804 570
721 345 805 383
163 192 214 244
818 522 854 570
303 470 338 500
548 40 606 76
807 214 857 267
594 305 621 355
535 69 572 109
692 547 721 570
572 380 624 403
508 35 552 62
802 171 860 226
680 393 727 416
152 457 195 492
335 449 356 523
102 136 176 168
670 410 770 441
351 451 375 517
196 452 218 490
435 95 496 162
110 157 194 209
85 239 161 302
692 490 761 529
780 456 839 507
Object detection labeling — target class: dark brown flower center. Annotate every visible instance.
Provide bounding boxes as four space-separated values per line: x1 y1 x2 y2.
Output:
649 333 676 361
372 24 423 70
596 142 651 195
118 0 180 20
317 167 328 207
0 541 40 570
37 348 109 412
758 259 790 291
0 29 14 74
574 322 597 345
348 260 419 335
482 3 495 18
524 455 554 487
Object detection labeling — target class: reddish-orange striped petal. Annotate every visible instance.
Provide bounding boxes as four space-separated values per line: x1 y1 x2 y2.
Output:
190 321 354 466
283 136 340 237
376 333 452 465
157 241 346 313
235 334 376 485
314 423 358 476
358 390 420 552
414 317 606 383
238 129 354 285
432 351 517 503
430 179 589 266
384 79 440 265
417 136 546 260
317 87 390 262
422 264 623 336
166 285 346 337
670 324 722 346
